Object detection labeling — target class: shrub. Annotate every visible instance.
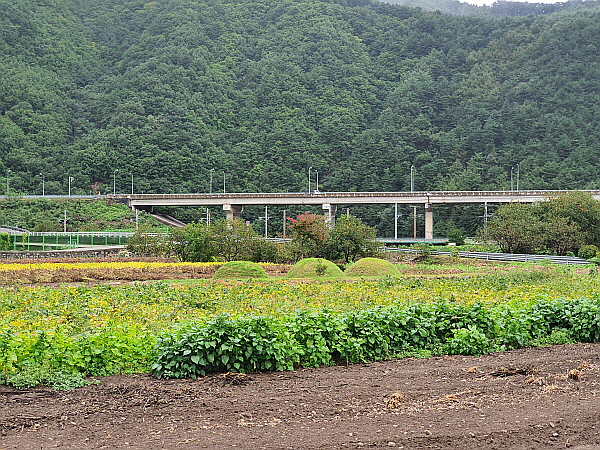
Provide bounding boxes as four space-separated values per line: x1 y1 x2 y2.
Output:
285 258 344 279
447 229 465 246
579 245 599 259
0 233 10 251
344 257 399 278
212 261 269 279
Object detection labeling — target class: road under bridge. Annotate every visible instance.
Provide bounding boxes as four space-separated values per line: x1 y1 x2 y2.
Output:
108 190 600 239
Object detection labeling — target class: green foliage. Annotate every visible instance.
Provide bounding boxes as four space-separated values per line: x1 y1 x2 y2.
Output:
410 242 432 259
127 225 171 257
344 257 399 278
0 233 10 251
209 219 262 262
0 199 152 232
483 192 600 255
483 203 545 254
6 268 600 385
444 327 493 356
579 245 599 260
152 315 297 378
2 0 600 241
169 223 214 262
212 261 269 280
285 258 344 279
323 215 378 263
447 229 465 246
5 363 93 390
288 214 329 260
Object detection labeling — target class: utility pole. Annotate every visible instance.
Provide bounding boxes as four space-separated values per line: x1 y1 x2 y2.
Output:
413 205 417 239
394 203 398 240
282 209 288 239
259 206 270 238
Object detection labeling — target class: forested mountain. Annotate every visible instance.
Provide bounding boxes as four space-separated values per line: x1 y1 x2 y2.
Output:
383 0 600 17
1 0 600 234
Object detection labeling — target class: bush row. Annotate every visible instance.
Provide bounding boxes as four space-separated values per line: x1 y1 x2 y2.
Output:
152 295 600 378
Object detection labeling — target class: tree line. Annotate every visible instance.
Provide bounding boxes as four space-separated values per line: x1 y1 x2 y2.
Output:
128 213 378 264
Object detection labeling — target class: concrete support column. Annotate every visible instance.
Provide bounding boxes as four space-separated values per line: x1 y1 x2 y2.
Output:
223 204 243 220
322 203 337 226
424 203 433 240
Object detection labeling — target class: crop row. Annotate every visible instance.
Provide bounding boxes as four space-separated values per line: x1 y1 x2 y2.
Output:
1 269 598 387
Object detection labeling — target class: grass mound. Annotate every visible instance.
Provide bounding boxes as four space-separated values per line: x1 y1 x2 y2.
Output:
344 257 399 278
285 258 344 279
212 261 269 279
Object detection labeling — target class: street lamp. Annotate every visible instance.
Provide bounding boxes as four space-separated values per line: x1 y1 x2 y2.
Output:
6 169 10 195
315 170 319 192
130 172 134 195
113 169 118 195
510 167 514 191
40 173 45 196
308 167 312 193
223 171 226 193
516 163 520 192
209 168 214 194
68 176 74 197
410 165 415 192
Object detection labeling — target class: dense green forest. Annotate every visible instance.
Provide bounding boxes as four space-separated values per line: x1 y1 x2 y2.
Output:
1 0 600 235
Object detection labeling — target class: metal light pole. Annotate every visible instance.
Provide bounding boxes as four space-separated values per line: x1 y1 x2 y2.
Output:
6 169 10 195
308 167 312 193
516 163 520 192
410 165 415 192
68 176 74 197
113 169 118 195
209 169 214 194
315 170 319 192
223 171 226 193
130 173 134 195
40 173 45 196
510 167 514 191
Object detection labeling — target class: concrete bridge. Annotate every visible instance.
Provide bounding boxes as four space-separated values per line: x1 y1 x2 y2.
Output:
109 190 600 239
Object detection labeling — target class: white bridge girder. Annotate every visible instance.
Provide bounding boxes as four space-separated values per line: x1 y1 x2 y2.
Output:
110 190 600 238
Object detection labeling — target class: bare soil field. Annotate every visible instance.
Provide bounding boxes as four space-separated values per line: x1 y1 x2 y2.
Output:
1 343 599 450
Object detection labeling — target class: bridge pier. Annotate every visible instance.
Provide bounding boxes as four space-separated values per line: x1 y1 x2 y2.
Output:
322 203 336 225
223 204 243 221
424 203 433 240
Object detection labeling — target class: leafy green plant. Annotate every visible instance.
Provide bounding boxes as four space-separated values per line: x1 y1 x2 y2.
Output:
152 315 297 378
444 326 493 356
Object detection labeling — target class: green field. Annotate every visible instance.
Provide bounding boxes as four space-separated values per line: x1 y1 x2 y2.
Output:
2 265 599 387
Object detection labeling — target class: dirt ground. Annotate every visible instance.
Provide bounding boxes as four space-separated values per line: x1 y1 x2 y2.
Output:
1 343 599 450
